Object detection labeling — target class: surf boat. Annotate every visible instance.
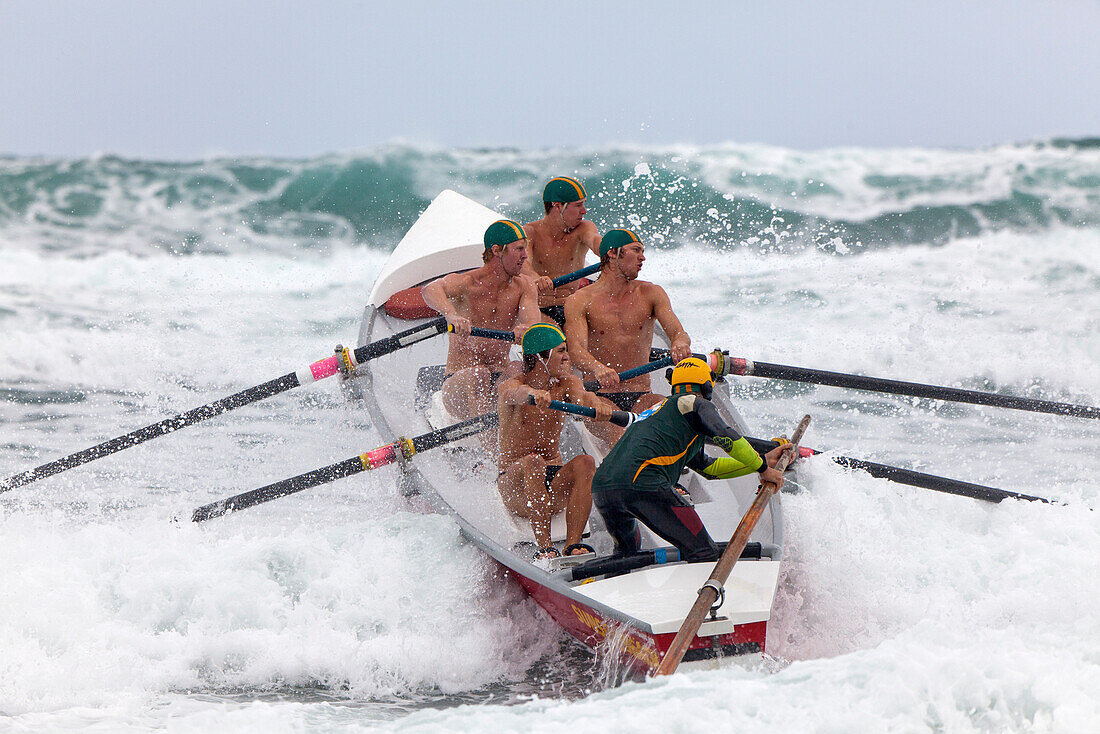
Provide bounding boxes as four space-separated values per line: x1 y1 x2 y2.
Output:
344 190 787 674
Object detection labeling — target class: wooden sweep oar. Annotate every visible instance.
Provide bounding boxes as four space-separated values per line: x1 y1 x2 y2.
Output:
191 413 499 522
650 349 1100 420
743 437 1050 504
3 265 598 493
655 414 812 677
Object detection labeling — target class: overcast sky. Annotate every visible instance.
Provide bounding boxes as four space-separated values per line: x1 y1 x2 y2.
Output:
1 1 1097 158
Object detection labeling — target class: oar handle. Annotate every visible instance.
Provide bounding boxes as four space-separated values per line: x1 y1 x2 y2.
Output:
525 395 633 427
581 356 674 392
447 324 516 341
551 262 600 288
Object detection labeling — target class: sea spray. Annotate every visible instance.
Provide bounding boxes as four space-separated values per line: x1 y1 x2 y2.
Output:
1 141 1097 730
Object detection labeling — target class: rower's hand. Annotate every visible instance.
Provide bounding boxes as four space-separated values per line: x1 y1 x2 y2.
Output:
513 327 524 343
447 314 471 338
764 445 790 469
670 339 692 364
529 389 552 408
535 275 554 293
595 364 619 388
593 401 612 422
758 466 785 491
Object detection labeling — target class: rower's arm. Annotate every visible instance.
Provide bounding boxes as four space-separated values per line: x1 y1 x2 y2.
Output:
520 224 554 292
687 451 759 480
421 274 459 318
651 285 691 360
579 221 602 257
515 277 542 339
499 377 542 407
679 395 768 477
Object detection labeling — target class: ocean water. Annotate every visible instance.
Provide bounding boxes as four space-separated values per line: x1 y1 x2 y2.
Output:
1 141 1098 732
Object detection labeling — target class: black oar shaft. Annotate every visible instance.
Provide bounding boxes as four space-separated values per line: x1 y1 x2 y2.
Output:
354 317 447 362
649 348 1099 420
828 455 1050 504
191 413 498 522
744 436 1049 504
2 373 299 492
2 320 453 493
191 456 365 522
738 359 1100 420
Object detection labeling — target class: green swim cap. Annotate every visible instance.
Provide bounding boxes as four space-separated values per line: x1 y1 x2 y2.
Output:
599 228 641 258
522 322 565 355
542 176 587 203
483 220 527 250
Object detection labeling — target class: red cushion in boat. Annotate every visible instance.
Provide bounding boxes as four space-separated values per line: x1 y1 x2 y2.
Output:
383 286 441 320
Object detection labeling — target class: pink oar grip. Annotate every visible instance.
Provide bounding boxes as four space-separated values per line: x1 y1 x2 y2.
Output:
309 356 340 381
360 444 397 470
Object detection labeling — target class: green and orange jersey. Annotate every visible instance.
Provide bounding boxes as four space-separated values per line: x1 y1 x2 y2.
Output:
593 393 767 491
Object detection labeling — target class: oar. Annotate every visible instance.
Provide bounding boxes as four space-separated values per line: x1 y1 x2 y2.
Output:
743 436 1051 504
655 414 811 677
525 396 634 427
558 262 600 283
3 265 599 493
191 413 498 522
459 323 674 392
581 357 674 392
1 319 448 492
651 348 1100 420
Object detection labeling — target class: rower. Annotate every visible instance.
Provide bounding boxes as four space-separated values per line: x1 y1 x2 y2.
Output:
522 176 603 327
497 323 616 558
563 228 693 446
421 219 541 443
591 358 788 562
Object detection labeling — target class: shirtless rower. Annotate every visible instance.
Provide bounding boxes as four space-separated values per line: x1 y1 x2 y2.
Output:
522 176 603 327
497 323 614 558
421 219 541 435
564 228 692 445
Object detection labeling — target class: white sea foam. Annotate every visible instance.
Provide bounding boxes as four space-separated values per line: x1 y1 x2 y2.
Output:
1 150 1098 730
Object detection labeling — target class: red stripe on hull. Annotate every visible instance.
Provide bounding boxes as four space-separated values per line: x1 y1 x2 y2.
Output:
510 567 767 674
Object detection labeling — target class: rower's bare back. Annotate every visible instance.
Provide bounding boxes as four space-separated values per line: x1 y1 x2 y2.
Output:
446 275 524 371
585 285 658 392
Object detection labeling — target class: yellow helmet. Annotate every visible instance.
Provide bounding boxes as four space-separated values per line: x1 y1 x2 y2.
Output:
668 357 714 396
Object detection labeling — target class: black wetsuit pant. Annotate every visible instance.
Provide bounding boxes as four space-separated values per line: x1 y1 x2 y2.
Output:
592 482 719 562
